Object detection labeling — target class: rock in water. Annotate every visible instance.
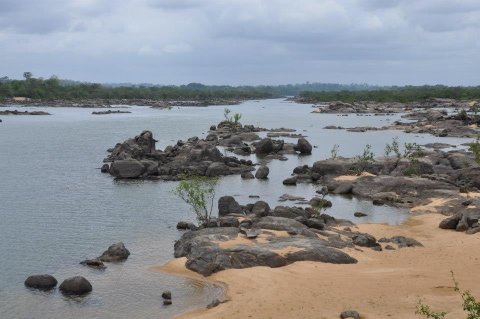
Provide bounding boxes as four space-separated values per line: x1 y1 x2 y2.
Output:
254 138 274 154
110 159 145 178
98 242 130 262
255 165 270 179
296 138 312 154
218 196 242 216
24 274 57 290
59 276 92 295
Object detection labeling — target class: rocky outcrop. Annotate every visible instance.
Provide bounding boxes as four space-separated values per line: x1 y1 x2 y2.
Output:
59 276 92 295
174 226 357 276
439 210 480 234
24 275 57 290
103 130 253 180
0 109 50 115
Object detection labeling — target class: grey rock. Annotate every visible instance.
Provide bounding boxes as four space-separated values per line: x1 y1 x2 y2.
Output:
340 310 360 319
24 275 57 290
296 138 312 154
254 138 274 154
255 166 270 179
59 276 92 295
251 201 271 217
283 176 298 185
354 212 368 217
98 242 130 262
218 196 242 216
110 159 146 178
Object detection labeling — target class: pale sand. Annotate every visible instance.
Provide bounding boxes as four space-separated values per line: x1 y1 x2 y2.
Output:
334 172 375 182
159 214 480 319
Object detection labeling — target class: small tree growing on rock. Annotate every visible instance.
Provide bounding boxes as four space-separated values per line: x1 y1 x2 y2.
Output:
354 144 375 174
173 175 219 227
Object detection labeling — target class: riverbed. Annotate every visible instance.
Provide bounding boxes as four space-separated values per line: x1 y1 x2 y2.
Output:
0 99 471 318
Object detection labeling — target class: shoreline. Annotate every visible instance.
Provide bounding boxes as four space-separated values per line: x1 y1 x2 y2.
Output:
154 211 480 319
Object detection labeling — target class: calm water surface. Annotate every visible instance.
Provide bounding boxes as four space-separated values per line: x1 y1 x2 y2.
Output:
0 99 471 318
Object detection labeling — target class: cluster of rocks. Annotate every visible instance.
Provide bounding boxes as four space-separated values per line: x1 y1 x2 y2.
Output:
25 275 92 295
174 196 422 276
1 98 241 108
80 242 131 270
439 208 480 234
0 109 50 115
102 130 254 179
92 110 131 115
283 149 480 209
25 242 131 297
310 101 405 114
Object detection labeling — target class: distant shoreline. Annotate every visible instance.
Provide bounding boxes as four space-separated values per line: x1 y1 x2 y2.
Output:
0 97 248 108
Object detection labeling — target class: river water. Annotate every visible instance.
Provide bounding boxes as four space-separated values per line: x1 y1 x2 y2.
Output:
0 99 470 318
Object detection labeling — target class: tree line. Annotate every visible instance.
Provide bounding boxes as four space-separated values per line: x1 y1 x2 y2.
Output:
299 85 480 103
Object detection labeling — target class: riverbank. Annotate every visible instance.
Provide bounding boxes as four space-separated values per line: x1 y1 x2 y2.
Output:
157 211 480 319
0 98 244 108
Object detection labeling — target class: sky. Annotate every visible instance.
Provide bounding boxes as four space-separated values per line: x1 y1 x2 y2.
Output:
0 0 479 86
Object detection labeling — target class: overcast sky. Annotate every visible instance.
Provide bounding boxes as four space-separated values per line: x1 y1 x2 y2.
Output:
0 0 479 85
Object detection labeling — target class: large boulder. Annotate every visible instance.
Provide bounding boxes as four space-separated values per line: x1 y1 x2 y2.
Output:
59 276 92 295
206 162 230 177
254 138 274 154
110 159 145 178
255 166 270 179
218 196 242 216
251 201 271 217
296 138 312 155
24 274 57 290
98 242 130 262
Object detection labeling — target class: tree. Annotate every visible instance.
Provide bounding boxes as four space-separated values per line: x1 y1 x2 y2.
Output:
173 175 219 227
23 72 33 80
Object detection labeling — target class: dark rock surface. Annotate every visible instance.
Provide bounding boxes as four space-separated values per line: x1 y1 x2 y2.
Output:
255 166 270 179
98 242 130 262
24 275 58 290
59 276 92 295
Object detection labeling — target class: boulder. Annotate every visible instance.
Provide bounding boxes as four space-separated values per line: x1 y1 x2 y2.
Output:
255 166 270 179
251 201 271 217
218 196 242 216
296 138 312 155
110 159 145 178
241 171 255 179
283 176 298 185
80 259 106 270
100 164 110 173
254 138 274 154
59 276 92 295
98 242 130 262
206 162 230 177
340 310 360 319
177 221 198 230
219 217 240 228
24 274 57 290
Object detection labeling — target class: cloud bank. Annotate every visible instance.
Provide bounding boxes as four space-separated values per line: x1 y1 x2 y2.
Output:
0 0 478 85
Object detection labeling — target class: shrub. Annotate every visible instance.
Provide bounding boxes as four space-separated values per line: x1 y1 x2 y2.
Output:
173 175 219 227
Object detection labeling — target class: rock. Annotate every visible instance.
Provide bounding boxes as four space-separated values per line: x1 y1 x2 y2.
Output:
389 236 423 248
241 171 255 179
385 245 396 250
340 310 360 319
283 176 297 185
296 138 312 155
439 213 462 229
176 221 198 230
278 194 306 202
309 197 333 208
255 166 270 179
333 182 353 194
100 164 110 173
219 217 240 228
80 259 106 270
24 275 57 290
59 276 92 295
352 233 380 250
254 138 274 154
163 299 172 305
218 196 242 216
244 228 262 239
162 290 172 299
210 125 216 131
98 242 130 262
305 218 325 230
110 159 146 178
251 201 271 217
272 206 309 219
206 299 223 309
206 162 230 177
354 212 368 217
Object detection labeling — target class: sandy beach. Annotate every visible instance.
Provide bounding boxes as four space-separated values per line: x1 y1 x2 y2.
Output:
157 213 480 319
